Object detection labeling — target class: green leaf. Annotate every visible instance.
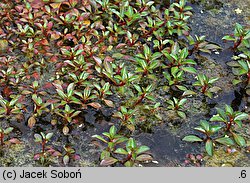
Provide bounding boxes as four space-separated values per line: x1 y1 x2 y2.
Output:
216 108 227 120
127 138 136 149
177 111 186 119
182 90 196 96
194 126 206 133
234 120 243 128
4 127 14 134
234 113 248 121
175 85 187 91
10 96 19 106
200 120 210 132
182 59 196 65
182 135 203 142
222 35 235 41
215 137 235 146
205 139 214 156
45 133 53 140
92 135 107 143
232 133 246 147
67 83 75 97
34 134 42 142
151 52 162 60
178 98 187 106
182 67 197 74
210 125 222 133
100 150 110 160
136 145 150 154
121 106 127 114
208 77 219 84
112 53 124 59
210 114 226 122
109 126 117 138
114 148 128 155
205 91 213 98
63 155 70 165
225 104 233 115
114 136 128 144
124 160 134 167
40 132 46 139
56 89 66 99
143 44 150 56
232 79 242 85
71 111 81 118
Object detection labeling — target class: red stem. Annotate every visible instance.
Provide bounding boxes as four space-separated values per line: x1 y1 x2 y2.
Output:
233 36 243 49
42 140 45 154
0 133 4 145
201 85 207 94
226 118 233 132
134 93 146 106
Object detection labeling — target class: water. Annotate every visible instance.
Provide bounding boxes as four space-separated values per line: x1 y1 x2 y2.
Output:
0 0 249 167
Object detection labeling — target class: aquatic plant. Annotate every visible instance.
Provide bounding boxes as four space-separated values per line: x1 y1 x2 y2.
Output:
114 138 152 167
183 105 248 156
210 105 248 144
113 106 137 131
0 95 23 118
0 0 249 167
187 35 221 54
193 74 220 98
228 52 250 86
183 120 226 156
54 104 81 135
222 23 250 50
166 97 187 119
0 127 20 146
34 132 56 165
92 126 152 167
61 145 80 166
162 43 197 74
53 82 81 106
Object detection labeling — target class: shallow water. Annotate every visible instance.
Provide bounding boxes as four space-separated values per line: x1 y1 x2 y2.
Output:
0 0 249 167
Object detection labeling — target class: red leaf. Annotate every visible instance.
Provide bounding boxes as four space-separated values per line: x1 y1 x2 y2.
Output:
15 5 23 12
30 0 45 9
103 99 114 107
50 55 58 62
104 56 114 62
100 157 118 166
28 116 36 128
8 138 21 144
47 22 53 30
40 39 49 46
52 151 62 157
116 43 126 49
88 102 102 109
43 82 53 89
32 72 40 79
47 99 59 104
50 2 62 10
34 153 41 160
3 86 12 97
50 31 61 40
73 154 81 160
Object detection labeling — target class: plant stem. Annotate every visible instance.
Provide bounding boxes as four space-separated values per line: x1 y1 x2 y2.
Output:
0 133 4 146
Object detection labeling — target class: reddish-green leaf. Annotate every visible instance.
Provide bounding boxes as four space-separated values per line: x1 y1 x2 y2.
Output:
100 157 118 166
205 139 213 156
182 135 203 142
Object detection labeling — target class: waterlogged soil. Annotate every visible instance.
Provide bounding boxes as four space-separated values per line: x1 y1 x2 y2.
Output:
0 1 250 167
